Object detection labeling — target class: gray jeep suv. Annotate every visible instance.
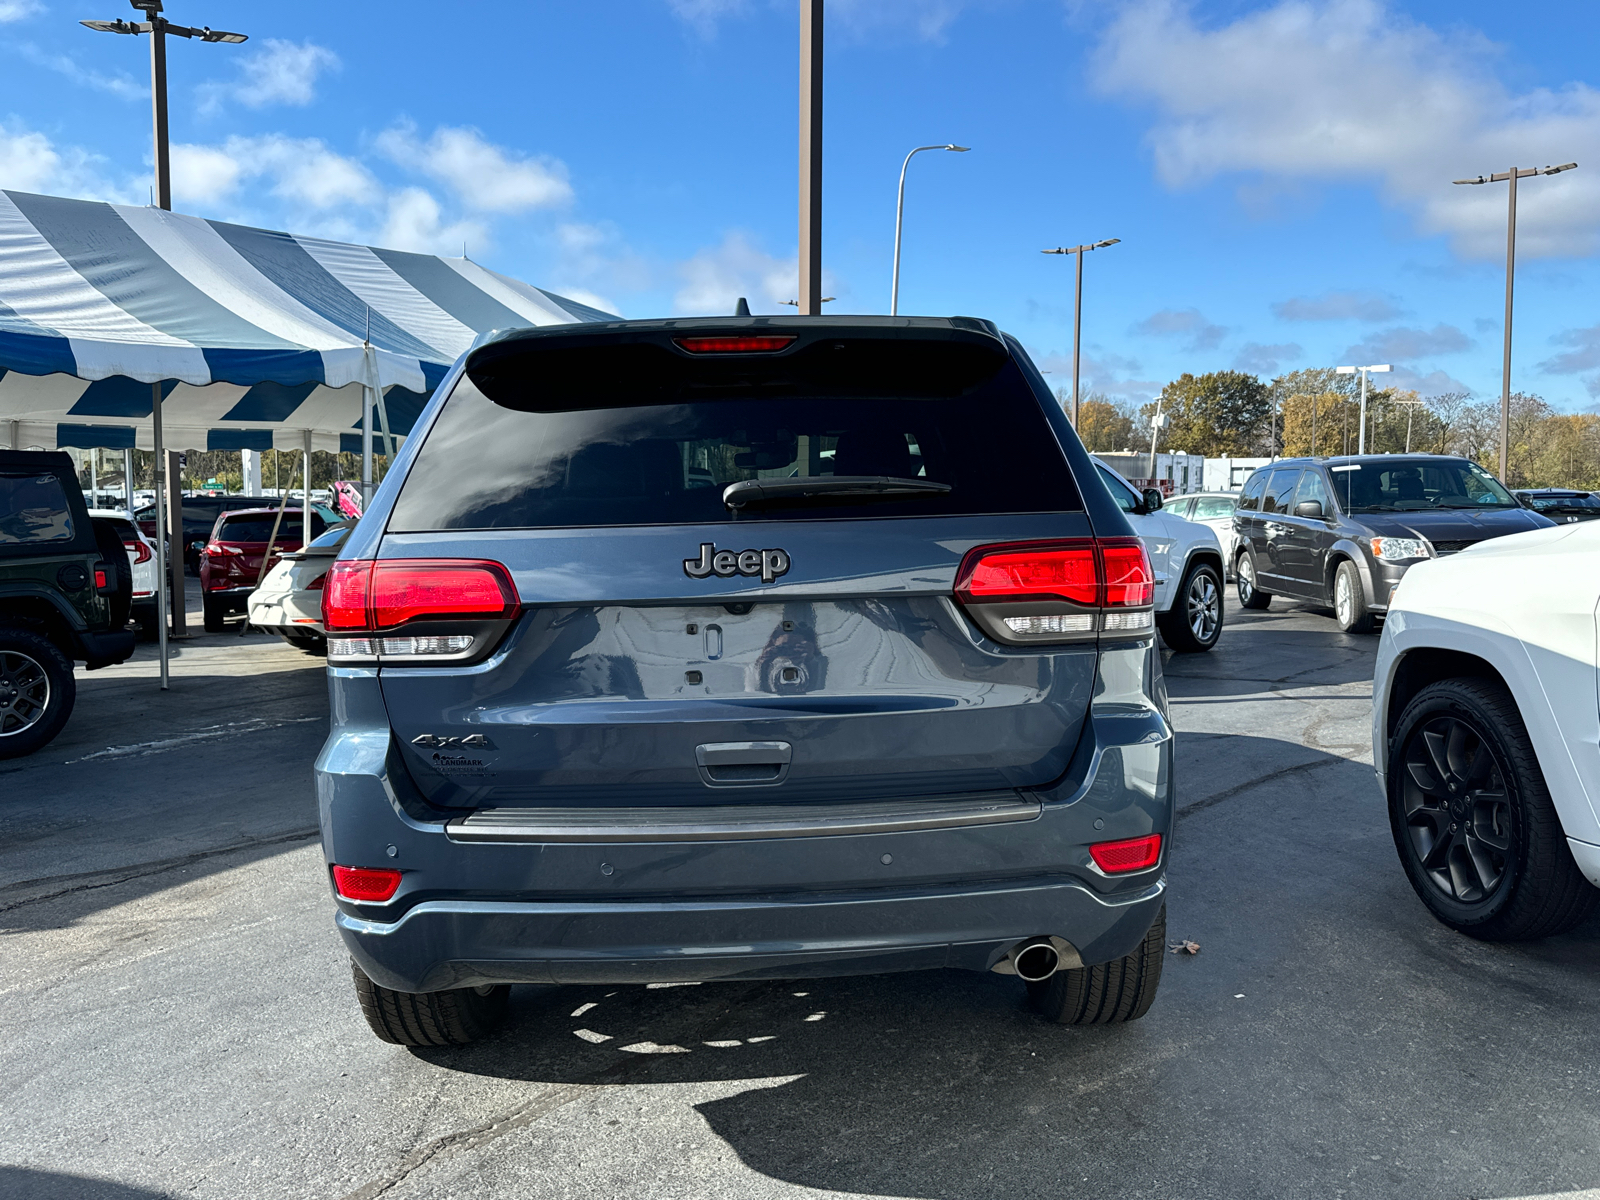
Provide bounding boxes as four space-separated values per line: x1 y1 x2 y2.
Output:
316 317 1173 1045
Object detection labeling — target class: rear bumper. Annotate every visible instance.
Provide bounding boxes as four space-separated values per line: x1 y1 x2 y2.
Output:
336 876 1165 993
247 589 322 633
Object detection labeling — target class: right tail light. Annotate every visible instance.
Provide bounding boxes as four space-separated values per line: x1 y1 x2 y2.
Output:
954 538 1154 644
123 539 152 564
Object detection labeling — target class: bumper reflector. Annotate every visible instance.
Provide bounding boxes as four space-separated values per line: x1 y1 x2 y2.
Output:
332 865 402 902
1089 833 1163 873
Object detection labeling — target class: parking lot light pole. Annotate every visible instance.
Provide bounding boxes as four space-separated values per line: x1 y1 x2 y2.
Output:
1394 396 1427 453
890 144 968 316
1042 239 1120 427
1453 162 1577 481
1335 364 1390 455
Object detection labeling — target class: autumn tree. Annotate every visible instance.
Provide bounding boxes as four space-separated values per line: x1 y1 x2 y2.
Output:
1155 371 1271 456
1075 393 1137 452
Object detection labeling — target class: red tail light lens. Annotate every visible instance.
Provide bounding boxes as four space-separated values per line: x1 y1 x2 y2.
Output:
94 568 108 589
673 335 798 354
123 539 152 564
206 542 242 558
956 542 1098 605
1100 538 1155 607
1089 833 1163 873
332 864 402 902
322 559 519 631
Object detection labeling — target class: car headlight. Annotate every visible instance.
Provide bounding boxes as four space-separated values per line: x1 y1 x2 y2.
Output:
1370 537 1429 562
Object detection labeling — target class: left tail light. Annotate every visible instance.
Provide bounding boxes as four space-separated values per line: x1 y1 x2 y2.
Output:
323 559 520 664
123 539 152 564
954 537 1155 644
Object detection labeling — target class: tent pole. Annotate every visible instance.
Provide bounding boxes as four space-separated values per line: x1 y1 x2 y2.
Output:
302 429 312 546
123 448 134 516
166 447 186 638
90 450 98 508
7 420 17 450
361 386 373 510
151 384 169 691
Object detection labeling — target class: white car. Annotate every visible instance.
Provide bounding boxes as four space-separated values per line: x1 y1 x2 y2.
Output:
88 508 158 638
1373 519 1600 940
1164 492 1240 578
1092 458 1226 652
246 521 353 653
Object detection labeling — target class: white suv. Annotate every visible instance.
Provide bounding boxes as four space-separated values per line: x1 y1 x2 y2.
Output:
1373 519 1600 940
1092 458 1226 652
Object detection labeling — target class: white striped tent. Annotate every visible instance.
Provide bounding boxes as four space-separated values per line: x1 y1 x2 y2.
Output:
0 189 614 452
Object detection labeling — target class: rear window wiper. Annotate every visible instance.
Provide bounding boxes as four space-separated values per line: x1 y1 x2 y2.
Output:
723 475 951 510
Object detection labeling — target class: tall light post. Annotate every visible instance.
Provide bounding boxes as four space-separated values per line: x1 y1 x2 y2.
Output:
1335 364 1390 455
798 0 823 315
890 144 969 315
1453 161 1576 481
82 0 246 681
1394 396 1427 453
1041 238 1120 427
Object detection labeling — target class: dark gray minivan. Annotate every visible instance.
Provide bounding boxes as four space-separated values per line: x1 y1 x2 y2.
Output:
316 317 1173 1044
1232 454 1554 632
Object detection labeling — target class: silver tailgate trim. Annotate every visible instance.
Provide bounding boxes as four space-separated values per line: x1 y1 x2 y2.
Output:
445 792 1040 843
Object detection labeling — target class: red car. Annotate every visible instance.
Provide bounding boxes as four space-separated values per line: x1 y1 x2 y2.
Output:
199 508 326 632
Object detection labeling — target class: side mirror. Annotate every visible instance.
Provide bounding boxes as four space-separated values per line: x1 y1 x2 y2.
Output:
1516 494 1535 509
1139 488 1165 513
1294 500 1324 519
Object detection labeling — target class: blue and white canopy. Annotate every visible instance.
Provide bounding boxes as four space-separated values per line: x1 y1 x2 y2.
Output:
0 190 614 453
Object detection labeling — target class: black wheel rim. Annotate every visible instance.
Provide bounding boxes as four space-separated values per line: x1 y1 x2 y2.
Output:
0 650 51 737
1187 572 1220 642
1399 714 1513 903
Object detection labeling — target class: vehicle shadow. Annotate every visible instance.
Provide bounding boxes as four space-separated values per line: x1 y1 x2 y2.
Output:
409 745 1600 1199
1164 602 1382 697
0 1166 175 1198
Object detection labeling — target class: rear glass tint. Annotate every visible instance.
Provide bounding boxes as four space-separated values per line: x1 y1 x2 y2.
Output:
216 515 318 542
0 471 75 545
390 354 1081 530
1190 496 1235 520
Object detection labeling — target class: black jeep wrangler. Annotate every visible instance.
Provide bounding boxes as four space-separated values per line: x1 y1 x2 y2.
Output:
0 450 136 759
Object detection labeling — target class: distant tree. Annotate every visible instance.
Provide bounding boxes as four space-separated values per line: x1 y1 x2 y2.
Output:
1424 392 1472 455
1076 394 1136 452
1156 371 1271 456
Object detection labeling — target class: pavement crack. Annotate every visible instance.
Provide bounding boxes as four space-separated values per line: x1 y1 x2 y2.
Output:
1177 755 1348 819
0 828 320 915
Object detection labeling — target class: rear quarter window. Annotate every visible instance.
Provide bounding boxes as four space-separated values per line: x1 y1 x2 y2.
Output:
0 471 75 545
390 348 1082 530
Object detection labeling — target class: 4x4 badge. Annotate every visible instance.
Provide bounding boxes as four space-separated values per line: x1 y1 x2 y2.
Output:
684 543 791 583
412 734 493 749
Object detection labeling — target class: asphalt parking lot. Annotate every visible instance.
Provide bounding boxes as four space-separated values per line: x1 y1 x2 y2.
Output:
4 598 1599 1200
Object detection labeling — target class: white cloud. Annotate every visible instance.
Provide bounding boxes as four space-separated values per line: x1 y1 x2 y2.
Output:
666 0 972 42
667 0 747 36
172 135 380 211
1133 307 1227 351
1343 324 1473 362
199 39 340 112
1233 342 1303 374
1092 0 1600 258
0 118 134 202
0 1 41 21
1271 290 1401 322
674 231 800 315
16 43 146 99
376 122 572 214
1038 349 1163 401
376 187 487 256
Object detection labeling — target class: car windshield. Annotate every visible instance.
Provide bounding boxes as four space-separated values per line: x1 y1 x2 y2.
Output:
1332 458 1516 513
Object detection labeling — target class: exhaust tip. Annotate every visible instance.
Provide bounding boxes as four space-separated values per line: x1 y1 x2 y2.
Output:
1009 938 1061 983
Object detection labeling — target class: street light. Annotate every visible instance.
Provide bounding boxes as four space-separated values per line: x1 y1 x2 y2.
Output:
1335 364 1391 455
889 144 969 316
1041 239 1120 427
1453 161 1576 481
82 0 246 682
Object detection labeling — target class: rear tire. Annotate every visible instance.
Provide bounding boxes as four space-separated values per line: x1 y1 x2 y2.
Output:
1158 561 1224 653
0 628 76 760
202 595 227 633
1333 559 1374 634
1236 552 1271 609
351 961 510 1046
1029 904 1165 1024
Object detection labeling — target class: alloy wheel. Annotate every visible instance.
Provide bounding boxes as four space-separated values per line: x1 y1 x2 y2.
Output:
1187 572 1220 643
0 650 50 737
1399 714 1513 903
1335 571 1352 624
1237 558 1254 602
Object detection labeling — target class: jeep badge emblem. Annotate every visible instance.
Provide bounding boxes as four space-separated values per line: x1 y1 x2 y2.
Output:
684 543 791 583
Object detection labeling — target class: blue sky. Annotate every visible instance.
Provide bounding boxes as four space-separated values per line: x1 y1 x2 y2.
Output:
4 0 1600 409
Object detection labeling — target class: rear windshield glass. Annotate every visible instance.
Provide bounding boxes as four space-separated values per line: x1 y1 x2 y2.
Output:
0 471 75 545
1189 496 1235 520
216 515 320 542
1528 493 1600 510
390 355 1081 530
